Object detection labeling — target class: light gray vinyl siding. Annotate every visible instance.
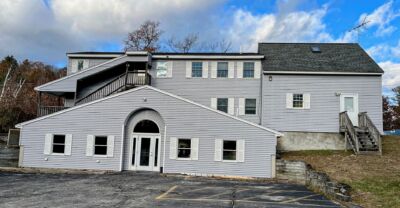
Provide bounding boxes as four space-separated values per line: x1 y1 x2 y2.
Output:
38 55 148 92
67 58 112 75
262 75 383 133
19 87 277 177
150 60 262 124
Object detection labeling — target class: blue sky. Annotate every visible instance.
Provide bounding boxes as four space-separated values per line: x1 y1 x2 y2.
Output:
1 0 400 94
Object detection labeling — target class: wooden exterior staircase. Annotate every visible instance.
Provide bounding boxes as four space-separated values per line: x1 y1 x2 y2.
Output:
339 112 382 155
75 71 151 105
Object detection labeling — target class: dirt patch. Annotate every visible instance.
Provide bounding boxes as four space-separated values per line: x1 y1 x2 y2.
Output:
282 136 400 208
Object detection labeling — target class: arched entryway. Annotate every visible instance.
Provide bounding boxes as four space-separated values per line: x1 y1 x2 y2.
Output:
124 109 164 172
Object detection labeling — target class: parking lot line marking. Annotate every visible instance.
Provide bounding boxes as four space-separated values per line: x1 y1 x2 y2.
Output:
156 185 178 200
280 194 320 203
161 197 339 207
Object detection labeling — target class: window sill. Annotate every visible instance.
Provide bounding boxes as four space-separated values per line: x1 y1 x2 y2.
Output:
176 157 192 161
50 153 66 156
93 155 108 158
155 76 172 79
222 160 238 163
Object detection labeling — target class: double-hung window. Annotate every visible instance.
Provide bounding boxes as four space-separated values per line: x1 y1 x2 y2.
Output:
94 136 108 156
217 62 228 78
245 99 257 115
52 135 65 154
223 140 237 161
217 98 228 113
177 139 191 158
191 62 202 77
243 62 255 78
293 94 304 108
156 61 168 78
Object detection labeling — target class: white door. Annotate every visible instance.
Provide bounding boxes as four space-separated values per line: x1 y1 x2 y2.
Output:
340 94 359 126
130 134 161 171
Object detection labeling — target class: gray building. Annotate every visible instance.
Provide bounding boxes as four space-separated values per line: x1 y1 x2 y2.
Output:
16 43 383 178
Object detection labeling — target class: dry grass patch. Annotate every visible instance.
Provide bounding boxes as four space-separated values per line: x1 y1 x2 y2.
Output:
282 136 400 208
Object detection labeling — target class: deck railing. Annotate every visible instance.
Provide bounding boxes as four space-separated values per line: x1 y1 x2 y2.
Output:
75 71 151 105
358 112 382 155
38 106 69 117
339 111 359 154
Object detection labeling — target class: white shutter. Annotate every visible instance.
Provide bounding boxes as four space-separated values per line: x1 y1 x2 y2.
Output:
211 62 217 78
211 98 217 109
167 61 173 78
304 93 311 109
237 62 243 78
286 93 293 109
214 139 222 161
238 98 245 115
202 62 208 78
254 61 261 79
65 134 72 156
83 59 89 69
86 135 94 156
191 138 199 160
44 133 52 155
228 98 234 115
237 140 245 162
186 61 192 78
107 136 115 157
169 137 177 159
228 61 234 78
70 60 78 73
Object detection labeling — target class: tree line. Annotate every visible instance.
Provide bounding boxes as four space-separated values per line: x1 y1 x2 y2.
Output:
0 56 65 132
383 87 400 131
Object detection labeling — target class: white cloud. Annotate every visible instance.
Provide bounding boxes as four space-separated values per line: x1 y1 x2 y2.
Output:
0 0 224 64
359 0 400 37
226 4 333 51
380 61 400 88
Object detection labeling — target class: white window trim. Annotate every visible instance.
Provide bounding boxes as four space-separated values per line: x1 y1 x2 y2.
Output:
44 133 72 156
156 61 173 79
93 135 109 157
244 98 257 115
86 135 114 158
189 61 204 79
286 93 310 110
222 140 238 162
175 138 198 161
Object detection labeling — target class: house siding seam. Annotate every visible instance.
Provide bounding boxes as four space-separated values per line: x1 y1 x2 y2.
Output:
262 75 383 133
19 87 277 178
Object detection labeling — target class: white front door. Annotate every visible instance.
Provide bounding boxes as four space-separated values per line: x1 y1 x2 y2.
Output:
129 134 161 171
340 94 359 126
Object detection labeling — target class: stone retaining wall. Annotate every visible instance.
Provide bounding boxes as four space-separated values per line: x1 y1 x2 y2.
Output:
276 159 351 202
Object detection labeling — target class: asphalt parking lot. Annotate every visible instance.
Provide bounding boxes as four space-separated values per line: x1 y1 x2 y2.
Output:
0 171 341 208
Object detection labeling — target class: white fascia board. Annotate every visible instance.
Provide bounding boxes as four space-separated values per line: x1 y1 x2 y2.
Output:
263 71 383 75
125 51 149 56
67 54 122 58
16 86 283 136
35 55 128 91
152 55 265 60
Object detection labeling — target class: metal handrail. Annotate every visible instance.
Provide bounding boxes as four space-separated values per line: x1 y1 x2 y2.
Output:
38 106 69 117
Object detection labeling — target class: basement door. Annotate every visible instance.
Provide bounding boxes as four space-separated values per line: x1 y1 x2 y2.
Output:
129 134 161 171
340 93 359 126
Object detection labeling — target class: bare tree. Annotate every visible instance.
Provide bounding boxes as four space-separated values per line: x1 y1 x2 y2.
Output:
167 33 199 53
200 39 232 53
124 20 163 52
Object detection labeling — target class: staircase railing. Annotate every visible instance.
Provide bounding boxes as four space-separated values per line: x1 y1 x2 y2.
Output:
358 112 382 155
339 111 359 154
38 106 69 117
75 71 151 105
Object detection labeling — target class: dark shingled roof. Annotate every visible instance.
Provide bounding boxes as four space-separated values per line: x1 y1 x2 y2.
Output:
258 43 384 74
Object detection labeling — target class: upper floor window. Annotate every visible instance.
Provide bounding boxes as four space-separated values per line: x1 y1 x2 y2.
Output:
77 60 85 71
293 94 304 108
217 98 228 113
192 62 203 78
156 61 168 78
245 99 256 115
243 62 255 78
217 62 228 78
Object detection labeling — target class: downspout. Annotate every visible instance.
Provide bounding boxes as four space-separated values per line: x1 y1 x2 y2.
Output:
259 62 264 126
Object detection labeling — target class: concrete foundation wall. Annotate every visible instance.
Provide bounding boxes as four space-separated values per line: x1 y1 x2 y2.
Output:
278 131 346 151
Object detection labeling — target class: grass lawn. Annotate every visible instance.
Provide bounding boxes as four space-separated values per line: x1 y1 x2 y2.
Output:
282 135 400 208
